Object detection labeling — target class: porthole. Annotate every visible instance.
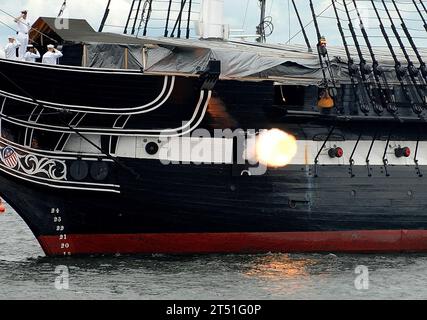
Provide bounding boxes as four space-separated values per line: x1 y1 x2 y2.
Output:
70 160 89 181
145 142 159 155
90 161 109 181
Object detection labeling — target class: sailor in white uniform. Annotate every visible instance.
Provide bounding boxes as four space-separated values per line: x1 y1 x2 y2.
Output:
24 45 40 63
4 36 20 60
14 10 31 60
42 44 63 65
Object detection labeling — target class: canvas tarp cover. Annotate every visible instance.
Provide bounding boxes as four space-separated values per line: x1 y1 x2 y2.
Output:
85 38 323 83
86 38 427 85
86 44 144 69
86 37 427 85
86 42 319 82
32 17 427 85
143 38 321 80
142 38 427 85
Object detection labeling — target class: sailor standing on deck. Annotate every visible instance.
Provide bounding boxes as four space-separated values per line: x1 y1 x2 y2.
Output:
24 45 40 63
4 36 20 60
14 10 31 60
42 44 63 65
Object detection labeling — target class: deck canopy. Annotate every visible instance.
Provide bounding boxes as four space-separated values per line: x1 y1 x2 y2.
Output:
28 17 427 85
30 17 154 68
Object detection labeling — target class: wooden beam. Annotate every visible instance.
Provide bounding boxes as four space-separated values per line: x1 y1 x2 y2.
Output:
124 47 129 69
82 44 88 67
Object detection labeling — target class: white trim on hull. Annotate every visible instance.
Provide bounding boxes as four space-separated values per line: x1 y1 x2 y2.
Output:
0 76 175 114
0 91 212 137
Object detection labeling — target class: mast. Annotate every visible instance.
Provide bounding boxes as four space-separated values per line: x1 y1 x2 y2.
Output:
257 0 267 43
198 0 227 39
333 0 382 114
351 0 397 115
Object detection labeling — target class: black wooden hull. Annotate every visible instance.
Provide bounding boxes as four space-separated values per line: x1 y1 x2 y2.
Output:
1 58 427 256
1 160 427 256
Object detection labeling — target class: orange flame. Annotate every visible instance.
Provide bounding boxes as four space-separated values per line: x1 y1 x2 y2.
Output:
256 129 298 167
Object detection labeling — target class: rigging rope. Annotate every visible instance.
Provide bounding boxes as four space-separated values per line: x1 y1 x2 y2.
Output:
242 0 250 30
0 18 17 34
0 7 59 44
57 0 67 18
0 69 143 182
286 3 333 45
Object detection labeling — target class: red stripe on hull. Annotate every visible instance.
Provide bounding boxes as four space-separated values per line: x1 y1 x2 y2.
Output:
38 230 427 256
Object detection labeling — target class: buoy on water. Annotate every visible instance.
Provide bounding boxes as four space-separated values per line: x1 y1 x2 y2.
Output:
0 198 6 214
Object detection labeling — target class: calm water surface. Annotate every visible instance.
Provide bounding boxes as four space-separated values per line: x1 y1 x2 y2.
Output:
1 204 426 300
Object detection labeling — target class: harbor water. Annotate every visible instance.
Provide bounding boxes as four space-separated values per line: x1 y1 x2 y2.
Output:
0 204 426 300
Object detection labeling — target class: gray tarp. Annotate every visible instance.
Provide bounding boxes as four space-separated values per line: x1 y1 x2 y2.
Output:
142 38 321 80
84 37 427 86
87 44 144 69
32 18 427 85
123 37 427 86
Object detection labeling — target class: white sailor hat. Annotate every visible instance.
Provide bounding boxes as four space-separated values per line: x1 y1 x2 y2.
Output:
21 9 28 13
27 44 34 48
8 35 15 39
47 44 55 49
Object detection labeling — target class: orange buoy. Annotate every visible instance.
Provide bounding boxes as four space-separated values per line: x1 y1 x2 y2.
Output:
317 90 335 109
0 198 5 214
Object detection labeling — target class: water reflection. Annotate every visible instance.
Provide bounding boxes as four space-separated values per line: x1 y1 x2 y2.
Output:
244 254 315 280
1 209 427 299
